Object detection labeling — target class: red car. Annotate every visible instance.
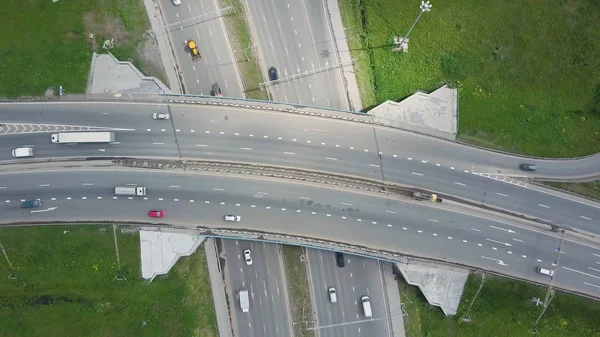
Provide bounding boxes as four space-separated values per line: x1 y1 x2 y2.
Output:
149 210 166 218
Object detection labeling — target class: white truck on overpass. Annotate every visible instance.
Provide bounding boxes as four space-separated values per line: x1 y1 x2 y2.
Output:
114 186 147 196
239 290 249 313
50 132 115 144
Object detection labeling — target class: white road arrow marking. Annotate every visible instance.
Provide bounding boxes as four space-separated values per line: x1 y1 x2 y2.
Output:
486 238 512 247
481 256 508 266
30 207 58 213
489 225 516 234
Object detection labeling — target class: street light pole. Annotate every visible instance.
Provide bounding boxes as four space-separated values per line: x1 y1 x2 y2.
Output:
396 1 432 52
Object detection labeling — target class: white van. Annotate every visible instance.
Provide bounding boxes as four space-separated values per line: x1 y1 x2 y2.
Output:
536 267 554 277
328 287 337 303
12 147 34 158
361 296 372 318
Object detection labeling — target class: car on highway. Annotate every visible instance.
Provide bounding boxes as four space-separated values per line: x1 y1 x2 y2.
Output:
335 252 345 267
172 0 181 5
152 112 170 120
268 67 278 81
536 266 554 276
12 147 34 158
361 296 372 317
212 83 222 97
519 163 537 171
22 198 41 209
328 287 337 303
224 215 241 222
148 210 166 218
243 249 253 265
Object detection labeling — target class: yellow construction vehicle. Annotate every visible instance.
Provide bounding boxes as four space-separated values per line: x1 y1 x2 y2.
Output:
186 39 201 61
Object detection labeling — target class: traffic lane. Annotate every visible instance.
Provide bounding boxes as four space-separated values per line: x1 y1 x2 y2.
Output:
310 248 389 337
0 102 167 129
0 168 580 252
222 239 256 337
223 239 291 337
0 183 594 296
550 240 600 294
301 0 348 110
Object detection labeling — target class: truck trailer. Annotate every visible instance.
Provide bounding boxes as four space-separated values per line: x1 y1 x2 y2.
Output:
239 290 249 313
114 186 147 196
51 132 115 144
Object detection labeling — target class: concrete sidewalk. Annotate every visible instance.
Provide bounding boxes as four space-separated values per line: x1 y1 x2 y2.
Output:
205 238 234 337
383 262 406 337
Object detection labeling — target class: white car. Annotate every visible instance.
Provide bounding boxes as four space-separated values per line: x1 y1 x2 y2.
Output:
328 287 337 303
243 249 253 265
172 0 181 5
152 112 170 120
224 215 241 222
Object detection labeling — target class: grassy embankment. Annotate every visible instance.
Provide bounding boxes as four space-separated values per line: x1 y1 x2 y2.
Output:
0 0 163 97
338 0 600 157
0 225 217 337
400 272 600 337
281 245 315 337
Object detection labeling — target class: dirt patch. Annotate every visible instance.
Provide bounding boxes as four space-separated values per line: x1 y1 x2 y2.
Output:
83 12 129 51
136 38 168 86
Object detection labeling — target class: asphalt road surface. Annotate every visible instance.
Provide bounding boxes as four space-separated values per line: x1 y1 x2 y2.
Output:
0 168 598 297
160 0 244 96
308 249 391 337
245 0 348 109
221 239 293 337
1 102 598 236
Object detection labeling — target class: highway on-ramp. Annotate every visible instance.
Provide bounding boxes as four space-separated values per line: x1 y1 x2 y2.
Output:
1 168 599 297
1 102 599 236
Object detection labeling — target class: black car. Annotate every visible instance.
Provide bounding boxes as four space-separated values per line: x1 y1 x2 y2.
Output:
519 163 538 171
268 67 278 81
211 83 222 97
335 252 345 267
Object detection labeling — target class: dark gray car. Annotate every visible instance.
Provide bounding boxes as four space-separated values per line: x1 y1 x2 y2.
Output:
519 163 538 171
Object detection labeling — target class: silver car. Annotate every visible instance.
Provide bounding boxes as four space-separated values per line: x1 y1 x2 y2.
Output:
243 249 253 265
224 215 241 222
152 112 170 120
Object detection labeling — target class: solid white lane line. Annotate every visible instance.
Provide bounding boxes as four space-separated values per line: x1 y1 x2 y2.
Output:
39 184 50 187
496 193 508 197
153 142 164 145
197 144 208 147
470 228 481 232
512 238 524 243
412 172 423 176
369 164 379 167
326 157 337 161
240 147 252 151
428 219 439 222
82 183 94 186
538 204 550 208
213 188 224 191
284 152 295 155
581 215 592 220
454 182 466 186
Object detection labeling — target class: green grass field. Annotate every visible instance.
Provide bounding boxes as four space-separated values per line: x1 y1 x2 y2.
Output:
0 225 217 337
281 246 315 337
338 0 600 157
542 180 600 201
0 0 152 97
400 273 600 337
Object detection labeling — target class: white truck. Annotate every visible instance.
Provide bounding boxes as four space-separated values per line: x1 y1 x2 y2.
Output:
239 290 249 313
51 132 115 144
114 186 147 196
